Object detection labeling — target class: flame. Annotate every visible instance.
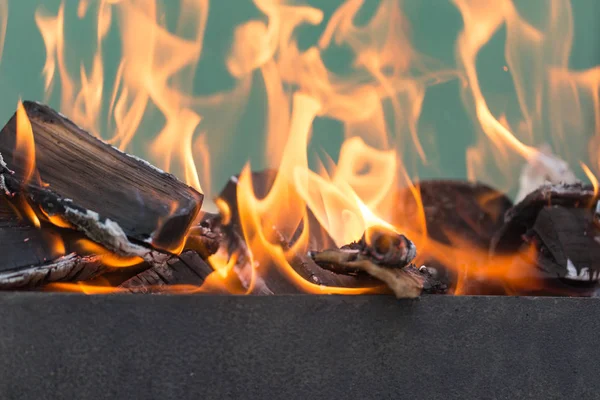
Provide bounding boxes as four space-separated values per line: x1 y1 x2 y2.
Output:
581 162 599 199
214 198 231 226
22 0 600 295
14 101 37 184
47 281 127 294
76 239 143 267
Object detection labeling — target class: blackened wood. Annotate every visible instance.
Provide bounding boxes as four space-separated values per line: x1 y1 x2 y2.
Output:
491 182 596 253
393 180 512 289
0 101 203 253
0 253 103 290
120 251 213 293
394 180 512 249
0 196 106 288
183 212 223 259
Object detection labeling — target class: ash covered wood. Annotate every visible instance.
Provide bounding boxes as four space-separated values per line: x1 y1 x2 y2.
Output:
0 101 203 255
0 197 105 288
120 251 213 293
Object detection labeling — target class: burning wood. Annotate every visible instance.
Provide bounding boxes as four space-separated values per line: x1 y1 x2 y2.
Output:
309 226 446 298
0 196 105 288
0 101 203 259
120 251 213 293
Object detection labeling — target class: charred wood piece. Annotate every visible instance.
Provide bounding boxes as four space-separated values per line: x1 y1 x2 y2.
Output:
393 180 513 289
491 183 600 288
308 227 433 299
120 251 213 293
0 197 106 288
183 212 223 259
0 101 203 256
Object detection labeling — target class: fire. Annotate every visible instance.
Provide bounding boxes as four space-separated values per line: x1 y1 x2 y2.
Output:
7 0 595 294
14 101 37 185
581 162 599 200
76 239 143 268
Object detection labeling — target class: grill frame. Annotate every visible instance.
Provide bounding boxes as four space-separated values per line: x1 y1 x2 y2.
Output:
0 293 597 400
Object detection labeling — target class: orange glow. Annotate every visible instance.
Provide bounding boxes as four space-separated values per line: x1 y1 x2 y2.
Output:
16 196 41 229
47 281 127 294
15 101 37 185
39 208 73 229
76 239 144 267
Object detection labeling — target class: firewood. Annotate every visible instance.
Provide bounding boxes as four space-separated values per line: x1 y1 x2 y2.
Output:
490 183 600 290
0 101 203 258
0 196 105 288
309 226 445 298
119 251 213 293
393 180 512 288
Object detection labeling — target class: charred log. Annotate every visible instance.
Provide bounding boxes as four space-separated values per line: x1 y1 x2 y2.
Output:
490 183 600 292
183 212 223 259
120 251 214 293
393 180 513 289
309 227 445 298
0 101 203 256
0 197 106 288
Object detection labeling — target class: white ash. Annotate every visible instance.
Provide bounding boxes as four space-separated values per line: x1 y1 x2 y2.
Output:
0 174 7 195
63 206 170 266
565 258 600 282
124 152 166 175
0 151 7 170
515 144 578 203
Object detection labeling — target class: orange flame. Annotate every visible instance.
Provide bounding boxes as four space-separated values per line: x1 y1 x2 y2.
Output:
15 101 37 185
76 239 144 267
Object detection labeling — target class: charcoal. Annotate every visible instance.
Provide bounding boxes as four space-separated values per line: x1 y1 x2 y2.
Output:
393 180 513 288
0 101 203 257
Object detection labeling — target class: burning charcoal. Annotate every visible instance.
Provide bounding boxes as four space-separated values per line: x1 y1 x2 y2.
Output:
393 180 513 287
120 251 214 293
491 183 600 289
0 197 105 289
0 101 203 259
309 226 431 298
